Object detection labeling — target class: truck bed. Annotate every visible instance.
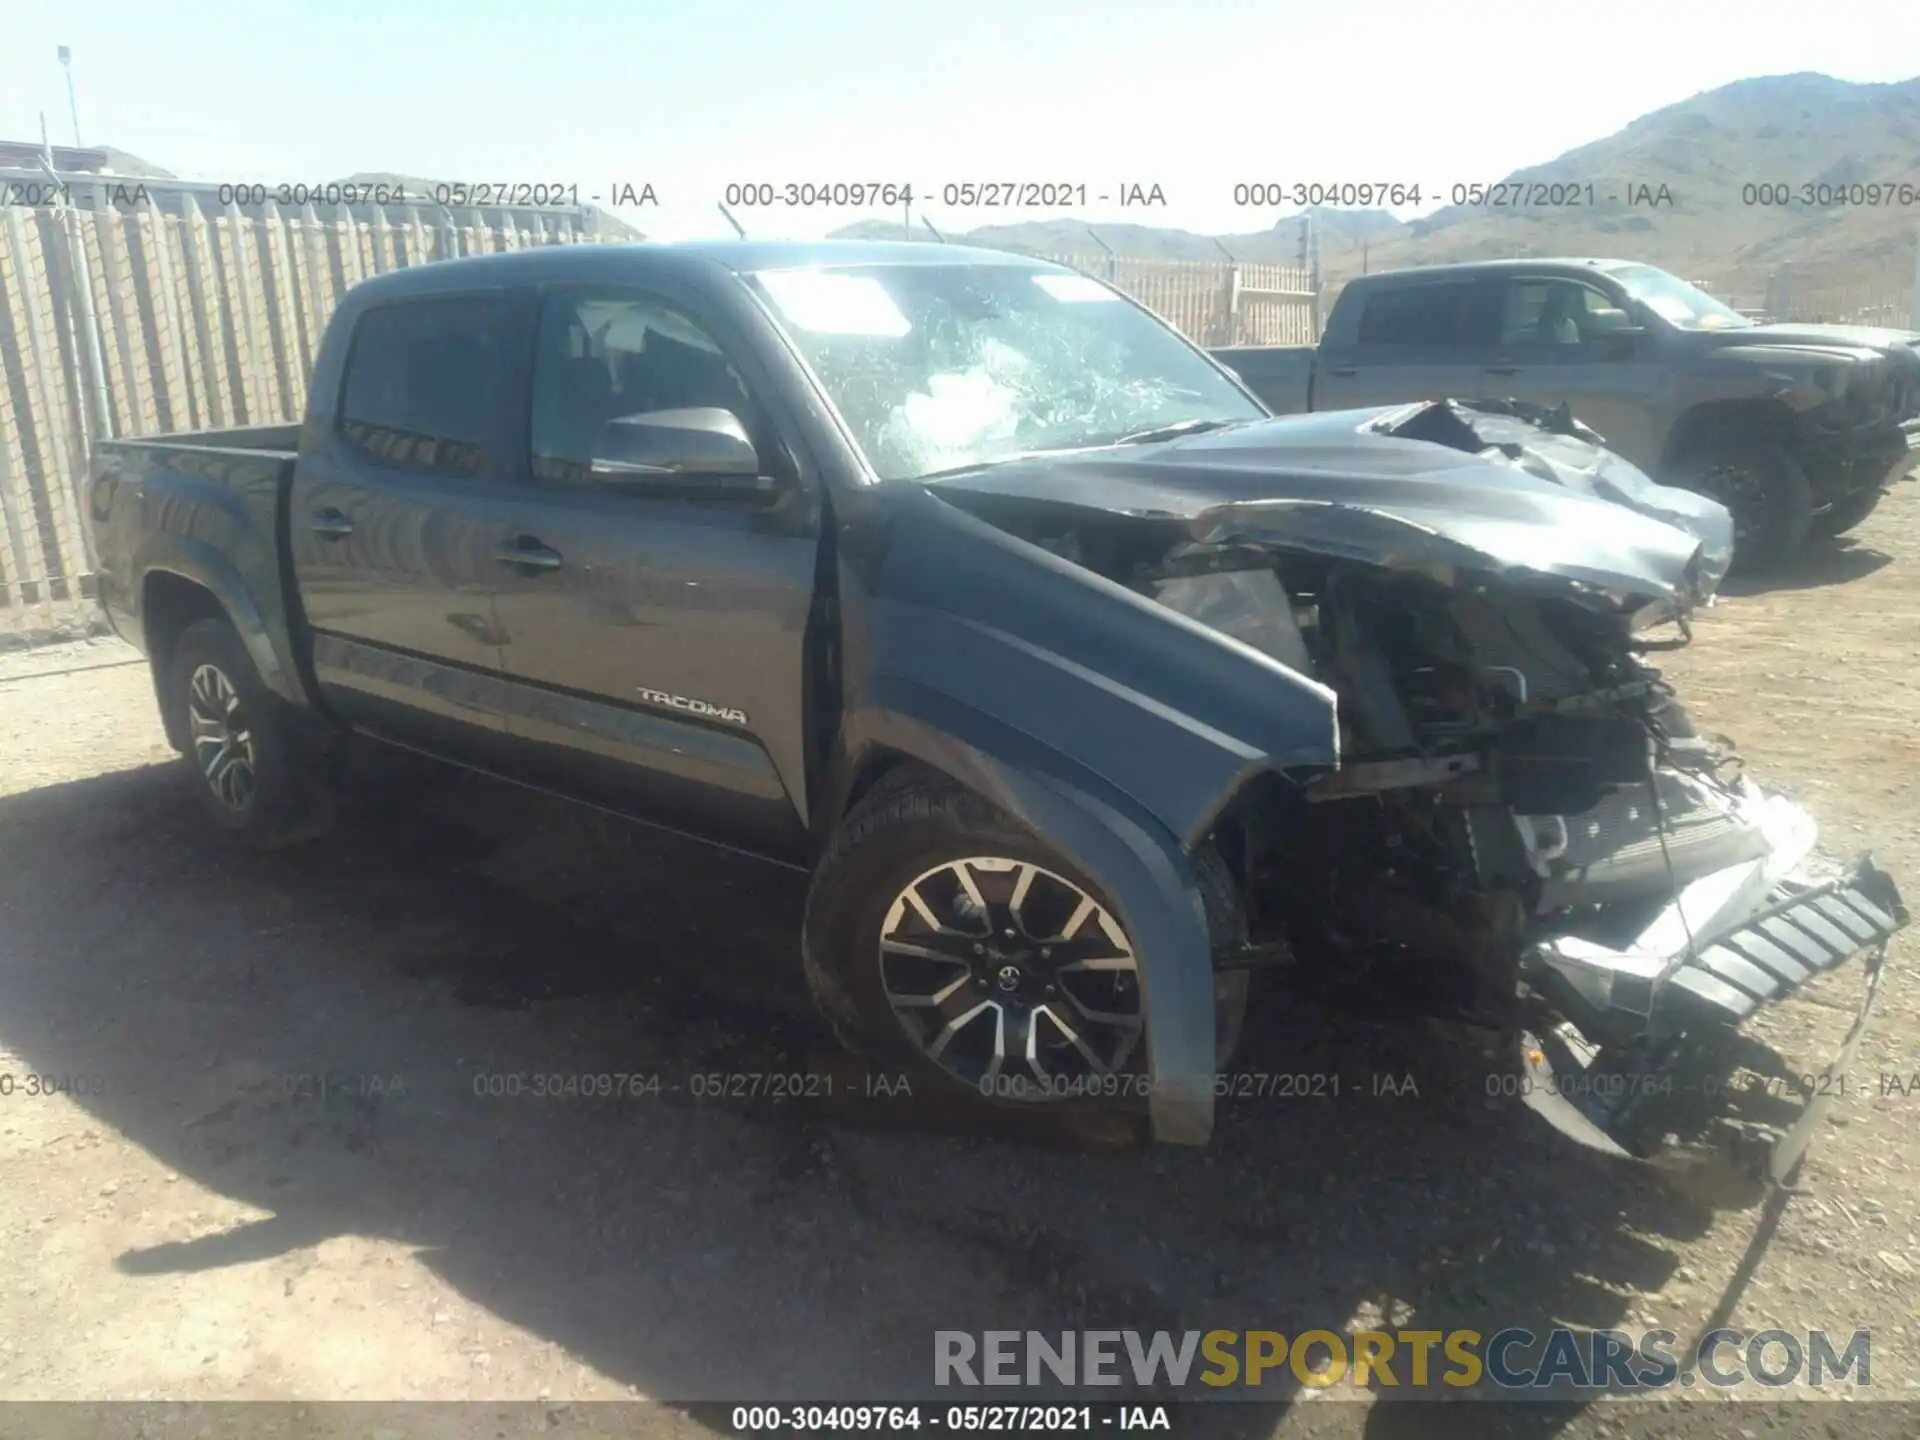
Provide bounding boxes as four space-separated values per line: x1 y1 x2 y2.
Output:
91 423 305 705
103 422 303 457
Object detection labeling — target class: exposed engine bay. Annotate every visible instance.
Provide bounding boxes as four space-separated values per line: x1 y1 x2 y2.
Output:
953 491 1906 1177
923 402 1905 1178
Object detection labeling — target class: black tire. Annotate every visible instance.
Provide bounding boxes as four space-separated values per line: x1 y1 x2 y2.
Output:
164 617 323 846
802 767 1249 1109
1808 486 1884 539
1668 438 1814 568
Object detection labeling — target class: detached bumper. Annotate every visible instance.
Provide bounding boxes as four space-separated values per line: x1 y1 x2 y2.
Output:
1516 847 1907 1185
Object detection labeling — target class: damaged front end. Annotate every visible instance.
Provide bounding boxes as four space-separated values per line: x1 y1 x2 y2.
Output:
934 402 1907 1181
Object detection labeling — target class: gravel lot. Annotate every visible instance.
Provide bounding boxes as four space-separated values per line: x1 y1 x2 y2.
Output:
2 488 1918 1438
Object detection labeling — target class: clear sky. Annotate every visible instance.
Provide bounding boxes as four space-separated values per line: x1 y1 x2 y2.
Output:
6 0 1917 242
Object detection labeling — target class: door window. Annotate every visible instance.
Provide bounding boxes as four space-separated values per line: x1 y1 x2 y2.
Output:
1496 279 1634 349
1354 281 1501 351
530 293 761 485
338 298 501 476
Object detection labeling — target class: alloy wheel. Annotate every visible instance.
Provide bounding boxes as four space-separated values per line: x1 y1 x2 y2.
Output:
1689 460 1768 546
878 856 1142 1096
187 662 257 813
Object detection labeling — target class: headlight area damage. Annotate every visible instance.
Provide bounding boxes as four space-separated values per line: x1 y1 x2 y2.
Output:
926 400 1907 1181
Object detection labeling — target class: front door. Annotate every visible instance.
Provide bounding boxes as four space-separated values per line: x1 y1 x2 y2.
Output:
1481 275 1662 469
487 286 823 859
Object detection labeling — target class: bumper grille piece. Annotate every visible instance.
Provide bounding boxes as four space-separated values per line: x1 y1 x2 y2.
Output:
1659 858 1908 1027
1535 772 1769 909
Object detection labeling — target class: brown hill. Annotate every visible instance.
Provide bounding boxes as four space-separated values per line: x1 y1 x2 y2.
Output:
1339 72 1920 306
839 73 1917 313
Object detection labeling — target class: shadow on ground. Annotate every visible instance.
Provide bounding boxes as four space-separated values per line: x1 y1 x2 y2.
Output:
0 751 1788 1436
1720 537 1893 597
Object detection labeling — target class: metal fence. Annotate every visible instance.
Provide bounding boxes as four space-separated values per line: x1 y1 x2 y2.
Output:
1019 251 1319 347
0 210 1318 648
1709 278 1913 328
0 170 623 646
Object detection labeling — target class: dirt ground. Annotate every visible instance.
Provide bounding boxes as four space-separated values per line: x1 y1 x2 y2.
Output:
2 488 1918 1438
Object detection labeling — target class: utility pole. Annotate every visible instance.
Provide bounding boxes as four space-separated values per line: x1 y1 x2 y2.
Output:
58 46 82 147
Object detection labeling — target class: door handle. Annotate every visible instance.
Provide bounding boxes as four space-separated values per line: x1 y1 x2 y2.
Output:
1327 366 1358 378
1484 365 1519 376
493 536 564 572
309 507 355 539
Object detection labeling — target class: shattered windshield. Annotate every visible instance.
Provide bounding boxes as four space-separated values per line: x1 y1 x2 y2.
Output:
1606 263 1756 332
747 262 1264 481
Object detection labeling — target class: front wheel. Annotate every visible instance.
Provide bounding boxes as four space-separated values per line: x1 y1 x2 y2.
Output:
802 770 1248 1109
1808 485 1885 539
1668 438 1814 569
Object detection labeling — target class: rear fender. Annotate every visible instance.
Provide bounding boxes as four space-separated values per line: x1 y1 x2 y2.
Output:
136 533 294 703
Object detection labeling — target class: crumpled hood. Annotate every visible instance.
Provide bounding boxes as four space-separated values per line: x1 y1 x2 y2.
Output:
929 402 1731 614
1714 322 1920 359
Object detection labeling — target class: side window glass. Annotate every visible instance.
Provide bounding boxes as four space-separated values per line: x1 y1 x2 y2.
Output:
1355 282 1499 351
530 293 760 485
338 298 499 475
1499 280 1630 348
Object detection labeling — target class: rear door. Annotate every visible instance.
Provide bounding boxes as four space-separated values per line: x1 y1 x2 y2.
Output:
1312 278 1503 412
486 283 823 859
290 295 519 761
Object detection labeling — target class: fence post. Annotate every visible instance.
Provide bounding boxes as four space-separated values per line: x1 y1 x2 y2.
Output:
176 193 230 429
222 197 271 424
0 217 59 623
93 198 157 439
1911 223 1919 330
141 193 195 433
369 204 393 274
3 205 96 592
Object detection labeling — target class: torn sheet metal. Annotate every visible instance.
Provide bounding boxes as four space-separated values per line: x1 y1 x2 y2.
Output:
931 402 1730 614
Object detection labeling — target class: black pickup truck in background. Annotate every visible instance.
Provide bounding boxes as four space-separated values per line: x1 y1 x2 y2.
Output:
88 240 1906 1171
1213 258 1920 565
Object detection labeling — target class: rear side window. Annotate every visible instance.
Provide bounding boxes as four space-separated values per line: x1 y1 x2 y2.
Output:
1354 281 1499 350
338 298 501 476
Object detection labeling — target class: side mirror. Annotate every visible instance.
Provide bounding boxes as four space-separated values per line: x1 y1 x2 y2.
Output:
590 407 787 499
1593 325 1646 359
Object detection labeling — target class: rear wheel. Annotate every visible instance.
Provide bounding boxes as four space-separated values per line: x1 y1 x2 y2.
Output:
165 617 325 846
803 770 1248 1107
1668 438 1814 568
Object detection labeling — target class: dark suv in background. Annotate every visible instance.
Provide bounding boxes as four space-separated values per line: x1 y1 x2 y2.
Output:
1215 258 1920 564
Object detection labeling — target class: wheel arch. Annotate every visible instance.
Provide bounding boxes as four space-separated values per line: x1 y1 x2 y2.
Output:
142 571 237 751
1658 398 1799 471
822 695 1230 1145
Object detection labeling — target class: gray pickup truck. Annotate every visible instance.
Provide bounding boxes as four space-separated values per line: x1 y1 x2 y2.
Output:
89 240 1905 1172
1214 259 1920 564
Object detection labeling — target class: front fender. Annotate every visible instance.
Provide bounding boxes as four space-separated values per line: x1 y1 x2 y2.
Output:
838 484 1339 849
836 691 1220 1144
825 483 1344 1143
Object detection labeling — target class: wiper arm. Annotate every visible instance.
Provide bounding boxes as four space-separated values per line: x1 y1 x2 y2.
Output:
1111 417 1241 446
